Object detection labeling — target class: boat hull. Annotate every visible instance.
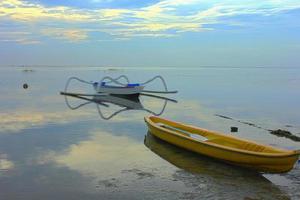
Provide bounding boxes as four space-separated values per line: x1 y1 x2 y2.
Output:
145 116 299 173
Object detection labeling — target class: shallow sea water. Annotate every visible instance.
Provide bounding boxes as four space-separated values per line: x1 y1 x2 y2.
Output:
0 67 299 200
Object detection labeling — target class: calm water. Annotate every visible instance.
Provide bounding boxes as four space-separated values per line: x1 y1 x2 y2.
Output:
0 67 299 200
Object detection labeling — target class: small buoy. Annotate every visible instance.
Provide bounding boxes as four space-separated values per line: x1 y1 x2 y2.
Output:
231 127 238 132
23 83 28 89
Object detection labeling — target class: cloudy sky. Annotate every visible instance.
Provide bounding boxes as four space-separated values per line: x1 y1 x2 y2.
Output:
0 0 300 67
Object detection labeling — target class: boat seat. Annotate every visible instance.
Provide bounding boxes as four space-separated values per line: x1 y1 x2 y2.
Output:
242 143 266 152
205 139 241 148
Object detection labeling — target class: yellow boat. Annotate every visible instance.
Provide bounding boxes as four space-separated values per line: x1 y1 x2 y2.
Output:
144 116 300 173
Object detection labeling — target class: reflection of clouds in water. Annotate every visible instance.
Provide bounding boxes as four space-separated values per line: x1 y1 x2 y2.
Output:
92 98 215 123
46 129 291 200
0 154 14 170
2 95 298 149
0 98 242 134
53 130 163 177
123 98 214 122
166 100 214 120
0 110 96 133
0 88 214 133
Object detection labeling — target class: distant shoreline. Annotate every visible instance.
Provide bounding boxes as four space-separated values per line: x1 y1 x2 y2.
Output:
1 65 300 70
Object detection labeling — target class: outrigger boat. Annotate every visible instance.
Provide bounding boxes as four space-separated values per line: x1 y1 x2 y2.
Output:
144 116 300 173
64 75 177 95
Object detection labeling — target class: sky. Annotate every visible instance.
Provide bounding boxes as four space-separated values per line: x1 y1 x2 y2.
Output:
0 0 300 67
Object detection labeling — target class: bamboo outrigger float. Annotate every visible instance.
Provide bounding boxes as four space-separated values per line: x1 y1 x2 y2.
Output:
144 116 300 173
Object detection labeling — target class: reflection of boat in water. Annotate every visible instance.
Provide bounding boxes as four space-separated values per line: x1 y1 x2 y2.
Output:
94 94 143 110
144 133 290 200
144 116 300 173
61 92 177 120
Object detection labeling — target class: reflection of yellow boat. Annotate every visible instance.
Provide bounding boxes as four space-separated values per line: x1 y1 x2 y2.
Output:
144 133 290 199
144 132 247 175
144 116 300 173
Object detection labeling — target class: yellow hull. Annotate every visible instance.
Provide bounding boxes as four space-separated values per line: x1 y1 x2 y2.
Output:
144 116 300 173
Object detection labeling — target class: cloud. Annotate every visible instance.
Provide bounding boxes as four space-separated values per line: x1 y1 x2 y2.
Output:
0 38 41 44
99 8 129 19
41 28 89 42
0 30 41 44
1 0 300 42
0 0 91 22
0 154 14 170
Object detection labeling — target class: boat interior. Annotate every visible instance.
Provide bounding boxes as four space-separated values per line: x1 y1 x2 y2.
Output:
151 116 288 154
